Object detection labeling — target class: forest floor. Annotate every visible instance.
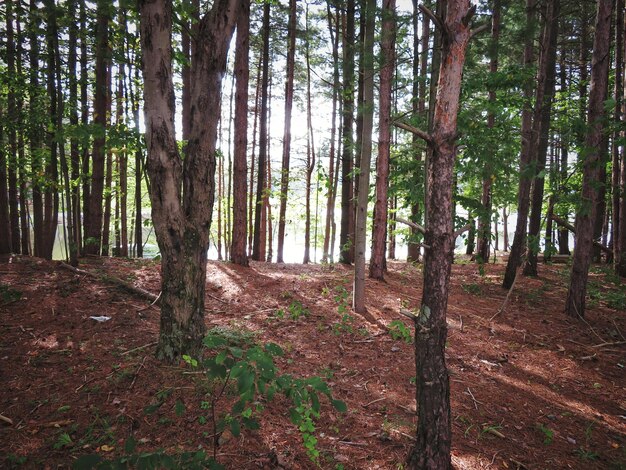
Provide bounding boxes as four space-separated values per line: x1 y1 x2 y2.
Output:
0 255 625 470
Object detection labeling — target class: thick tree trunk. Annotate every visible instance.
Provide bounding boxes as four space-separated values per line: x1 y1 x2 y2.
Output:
353 0 375 312
407 3 474 468
524 0 560 276
339 0 356 265
369 0 396 280
565 0 613 318
139 0 238 362
252 3 271 262
613 0 625 274
230 0 250 267
503 0 536 289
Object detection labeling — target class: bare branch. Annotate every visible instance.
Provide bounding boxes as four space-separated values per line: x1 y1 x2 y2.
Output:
396 217 426 234
393 120 432 144
453 223 472 239
471 23 491 38
418 4 443 32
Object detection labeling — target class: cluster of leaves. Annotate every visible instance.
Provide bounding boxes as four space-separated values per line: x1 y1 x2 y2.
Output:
388 320 413 344
273 300 311 320
331 286 355 335
73 328 346 467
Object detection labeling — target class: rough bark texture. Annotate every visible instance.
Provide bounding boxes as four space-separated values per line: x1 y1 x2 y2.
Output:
503 0 536 289
339 0 356 265
353 0 375 313
565 0 613 318
252 3 271 262
230 0 250 267
85 0 109 256
477 0 501 263
406 2 473 468
139 0 238 362
276 0 297 263
524 0 560 276
369 0 396 280
614 0 625 275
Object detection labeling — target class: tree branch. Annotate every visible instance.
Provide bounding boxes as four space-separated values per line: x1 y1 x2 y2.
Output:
471 23 491 38
453 224 472 239
393 120 432 144
396 217 426 234
418 4 443 32
550 214 611 255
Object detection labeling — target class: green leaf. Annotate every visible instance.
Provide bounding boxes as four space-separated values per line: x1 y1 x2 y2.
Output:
230 362 246 378
230 419 241 437
203 334 227 349
242 407 253 418
242 417 260 430
73 454 103 470
237 370 255 395
229 346 244 358
331 399 347 412
215 350 228 365
175 399 185 417
264 342 284 356
124 436 137 453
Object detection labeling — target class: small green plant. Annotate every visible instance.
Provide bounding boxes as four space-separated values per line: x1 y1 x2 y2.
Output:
388 320 413 344
461 283 481 296
53 432 73 450
0 284 22 305
575 447 599 461
536 423 554 445
288 300 310 320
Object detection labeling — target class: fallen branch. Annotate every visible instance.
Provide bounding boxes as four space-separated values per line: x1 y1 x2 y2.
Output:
121 342 158 356
59 262 159 303
591 340 626 348
490 266 521 321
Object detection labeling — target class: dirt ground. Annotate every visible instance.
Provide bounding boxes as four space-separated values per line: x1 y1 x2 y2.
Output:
1 255 625 469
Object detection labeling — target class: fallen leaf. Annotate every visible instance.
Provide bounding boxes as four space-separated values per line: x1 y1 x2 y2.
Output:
100 445 114 452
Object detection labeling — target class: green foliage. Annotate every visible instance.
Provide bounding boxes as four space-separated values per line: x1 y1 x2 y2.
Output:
388 320 413 344
0 284 22 305
536 423 554 445
461 283 482 296
53 432 73 450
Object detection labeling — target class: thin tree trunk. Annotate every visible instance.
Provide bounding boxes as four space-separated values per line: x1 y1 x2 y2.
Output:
565 0 613 318
353 0 375 312
524 0 560 276
613 0 625 273
252 2 271 262
369 0 396 280
339 0 356 265
276 0 297 263
477 0 501 263
16 7 30 255
304 2 316 265
503 208 509 251
6 0 20 253
85 0 110 255
80 0 90 251
248 53 262 258
503 0 536 289
407 2 475 467
230 0 250 267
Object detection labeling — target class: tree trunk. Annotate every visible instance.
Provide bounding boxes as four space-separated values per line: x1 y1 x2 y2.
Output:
276 0 297 263
613 0 625 273
252 2 271 262
477 0 501 264
139 0 238 362
353 0 375 312
339 0 356 265
85 0 110 255
565 0 613 318
6 0 20 253
322 1 340 263
230 0 250 267
0 119 10 254
503 0 536 289
369 0 396 280
524 0 560 277
407 3 474 468
303 3 316 265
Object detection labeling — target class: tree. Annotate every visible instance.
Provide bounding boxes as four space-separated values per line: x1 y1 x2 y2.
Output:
369 0 396 280
353 0 375 313
565 0 613 318
405 1 479 467
230 0 250 267
138 0 239 362
276 0 297 264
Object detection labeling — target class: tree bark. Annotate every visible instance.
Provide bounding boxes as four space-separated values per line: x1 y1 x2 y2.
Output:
477 0 501 263
252 2 271 262
339 0 356 265
276 0 297 263
407 2 474 468
565 0 613 319
139 0 238 362
369 0 396 280
524 0 560 276
613 0 625 274
353 0 375 312
230 0 250 267
503 0 536 289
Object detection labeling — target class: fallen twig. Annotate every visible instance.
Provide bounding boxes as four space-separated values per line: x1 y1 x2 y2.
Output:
129 356 147 390
591 340 626 348
121 342 157 356
490 266 520 321
0 414 13 425
362 397 386 408
465 387 482 409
